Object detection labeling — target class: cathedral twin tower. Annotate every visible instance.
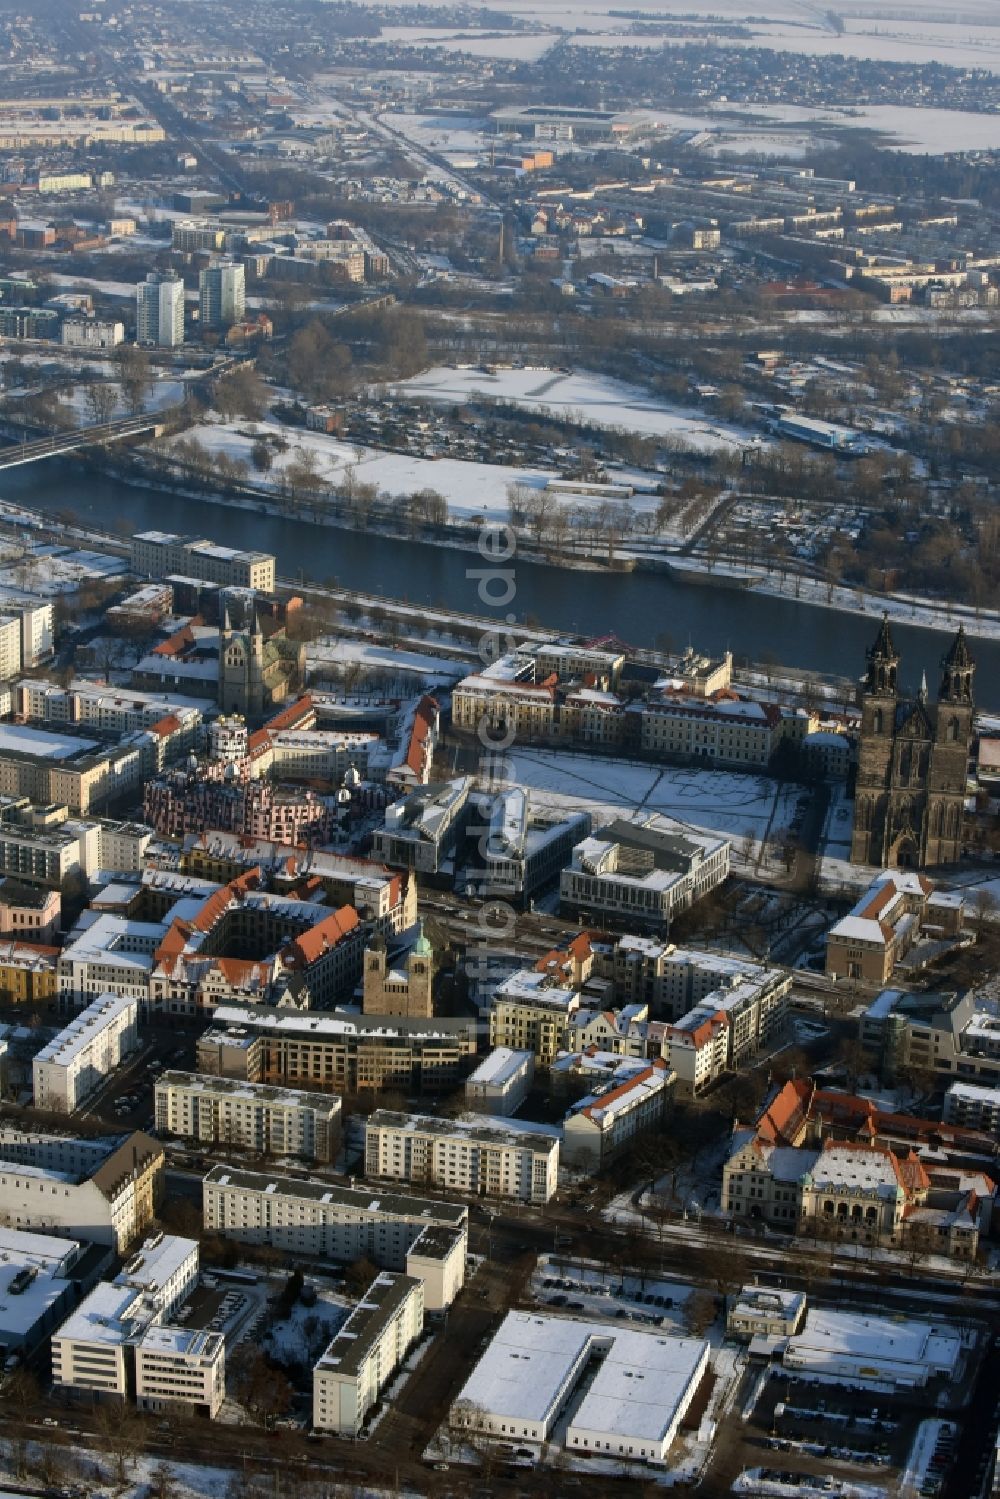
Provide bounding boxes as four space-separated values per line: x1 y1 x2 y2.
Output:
850 617 974 870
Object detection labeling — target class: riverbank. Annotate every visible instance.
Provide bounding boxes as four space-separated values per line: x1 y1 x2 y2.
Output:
98 443 1000 642
4 453 998 705
661 554 1000 644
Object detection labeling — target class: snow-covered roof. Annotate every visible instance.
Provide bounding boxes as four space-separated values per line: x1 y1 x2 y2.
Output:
466 1047 534 1088
569 1329 708 1445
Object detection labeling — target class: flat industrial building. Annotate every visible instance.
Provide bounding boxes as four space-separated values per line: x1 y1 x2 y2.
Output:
783 1309 963 1389
453 1311 709 1464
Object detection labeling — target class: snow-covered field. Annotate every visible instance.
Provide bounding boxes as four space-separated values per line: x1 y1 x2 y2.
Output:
387 110 491 154
166 416 669 523
393 366 759 452
503 748 804 844
713 101 1000 156
168 416 552 517
379 27 558 60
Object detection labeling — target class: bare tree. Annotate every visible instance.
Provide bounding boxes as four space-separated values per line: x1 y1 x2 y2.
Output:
84 381 118 427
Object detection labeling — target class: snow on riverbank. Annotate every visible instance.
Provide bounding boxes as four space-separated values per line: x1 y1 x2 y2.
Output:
162 415 665 522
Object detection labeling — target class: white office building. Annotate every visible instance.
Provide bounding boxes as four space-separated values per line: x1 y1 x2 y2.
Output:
560 816 730 933
154 1070 341 1162
364 1110 560 1205
32 991 139 1114
464 1048 534 1117
51 1233 223 1415
313 1271 423 1436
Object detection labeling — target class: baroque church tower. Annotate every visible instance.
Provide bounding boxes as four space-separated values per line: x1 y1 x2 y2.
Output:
850 617 973 869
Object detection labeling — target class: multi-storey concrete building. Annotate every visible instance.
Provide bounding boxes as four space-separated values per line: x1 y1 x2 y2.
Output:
52 1234 224 1416
859 987 1000 1086
199 259 246 331
61 316 125 349
136 272 185 348
203 1165 467 1283
0 723 143 814
464 1048 534 1117
0 1227 103 1367
562 1058 672 1169
32 991 139 1114
154 1071 341 1162
372 777 473 876
559 817 730 934
943 1081 1000 1136
467 789 591 905
365 1110 560 1204
0 1131 163 1252
613 940 782 1022
0 823 82 888
489 969 582 1067
661 966 790 1097
313 1272 423 1436
197 1004 477 1095
131 532 275 592
16 680 203 755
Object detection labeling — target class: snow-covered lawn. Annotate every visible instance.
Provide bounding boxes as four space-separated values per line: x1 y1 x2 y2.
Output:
503 748 804 844
306 636 468 684
392 366 760 452
263 1290 348 1367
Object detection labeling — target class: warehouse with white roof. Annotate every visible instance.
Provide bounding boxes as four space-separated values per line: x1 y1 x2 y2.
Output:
451 1311 709 1464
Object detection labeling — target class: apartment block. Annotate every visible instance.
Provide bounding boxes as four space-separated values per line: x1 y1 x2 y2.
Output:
33 991 139 1114
364 1110 560 1205
154 1070 341 1162
489 969 582 1067
0 821 103 888
661 966 791 1097
943 1081 1000 1135
562 1058 672 1169
313 1272 423 1436
203 1166 467 1292
0 723 143 814
136 272 185 348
